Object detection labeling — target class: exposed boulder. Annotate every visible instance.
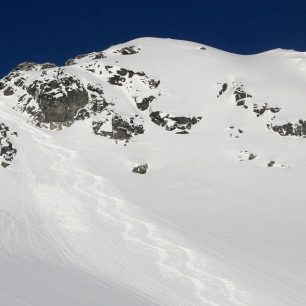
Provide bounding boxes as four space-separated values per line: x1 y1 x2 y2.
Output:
132 164 148 174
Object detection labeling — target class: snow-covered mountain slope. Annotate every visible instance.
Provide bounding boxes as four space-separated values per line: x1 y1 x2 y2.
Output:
1 37 306 306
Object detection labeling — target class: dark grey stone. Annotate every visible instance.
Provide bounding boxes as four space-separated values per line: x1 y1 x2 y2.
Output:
132 164 148 174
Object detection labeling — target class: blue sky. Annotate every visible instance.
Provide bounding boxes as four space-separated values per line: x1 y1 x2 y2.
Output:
0 0 306 76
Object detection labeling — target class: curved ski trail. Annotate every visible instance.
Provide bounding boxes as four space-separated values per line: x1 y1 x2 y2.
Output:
0 109 249 306
44 139 248 306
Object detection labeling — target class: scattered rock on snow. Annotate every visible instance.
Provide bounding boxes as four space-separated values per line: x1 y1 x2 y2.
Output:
266 160 289 168
228 126 244 138
132 164 148 174
238 151 257 161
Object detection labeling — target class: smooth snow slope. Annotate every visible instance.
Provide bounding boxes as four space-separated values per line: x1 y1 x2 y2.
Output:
1 37 306 306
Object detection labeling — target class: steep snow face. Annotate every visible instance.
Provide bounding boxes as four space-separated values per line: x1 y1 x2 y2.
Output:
1 37 306 306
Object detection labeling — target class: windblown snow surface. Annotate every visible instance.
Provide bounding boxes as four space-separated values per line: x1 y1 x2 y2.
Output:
1 38 306 306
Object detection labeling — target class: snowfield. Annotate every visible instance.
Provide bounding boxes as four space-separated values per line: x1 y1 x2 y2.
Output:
0 37 306 306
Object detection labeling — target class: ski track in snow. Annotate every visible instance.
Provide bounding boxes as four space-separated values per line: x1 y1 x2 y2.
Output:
36 135 247 305
0 109 249 306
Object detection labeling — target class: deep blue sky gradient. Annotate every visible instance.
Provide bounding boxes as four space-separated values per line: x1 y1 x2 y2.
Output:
1 0 306 77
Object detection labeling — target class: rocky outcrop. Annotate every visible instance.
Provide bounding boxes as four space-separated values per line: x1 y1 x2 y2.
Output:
31 73 88 122
107 68 159 88
3 87 14 96
114 46 141 55
136 95 155 111
150 111 202 134
268 120 306 137
217 82 252 109
75 84 108 120
0 63 111 129
0 62 58 98
233 85 252 109
65 51 106 66
218 82 282 118
0 56 161 133
17 68 89 128
217 83 228 98
253 103 281 117
0 123 17 168
66 62 161 113
12 62 57 72
92 114 144 142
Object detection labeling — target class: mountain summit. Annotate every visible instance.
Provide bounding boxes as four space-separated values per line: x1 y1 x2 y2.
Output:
0 38 306 306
